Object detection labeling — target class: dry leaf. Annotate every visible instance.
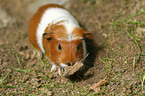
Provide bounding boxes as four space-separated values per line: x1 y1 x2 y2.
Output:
63 53 89 77
63 62 83 77
90 76 107 93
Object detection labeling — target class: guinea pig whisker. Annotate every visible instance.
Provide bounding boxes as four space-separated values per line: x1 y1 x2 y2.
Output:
84 60 94 63
75 55 83 63
83 60 93 64
84 59 94 63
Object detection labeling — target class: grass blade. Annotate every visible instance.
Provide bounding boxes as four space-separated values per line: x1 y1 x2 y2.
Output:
0 71 10 85
9 67 28 73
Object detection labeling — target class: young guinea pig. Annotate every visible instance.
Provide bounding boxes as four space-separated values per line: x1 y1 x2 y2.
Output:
29 4 92 75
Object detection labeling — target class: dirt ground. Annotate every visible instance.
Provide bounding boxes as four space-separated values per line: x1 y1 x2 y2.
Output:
0 0 145 95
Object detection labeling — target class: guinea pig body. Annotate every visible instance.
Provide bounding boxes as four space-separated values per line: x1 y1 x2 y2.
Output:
29 4 91 75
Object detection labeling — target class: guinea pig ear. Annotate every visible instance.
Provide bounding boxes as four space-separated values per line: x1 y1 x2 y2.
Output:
83 31 92 39
43 32 54 40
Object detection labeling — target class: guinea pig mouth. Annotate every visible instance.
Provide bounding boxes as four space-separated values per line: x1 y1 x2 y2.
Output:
67 63 71 66
60 62 77 68
60 53 89 68
66 53 89 67
66 62 76 66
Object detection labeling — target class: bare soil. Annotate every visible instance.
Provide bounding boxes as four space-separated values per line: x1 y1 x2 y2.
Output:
0 0 145 95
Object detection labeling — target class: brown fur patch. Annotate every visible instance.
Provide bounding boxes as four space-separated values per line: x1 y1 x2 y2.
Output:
72 27 92 39
44 23 68 40
72 27 84 38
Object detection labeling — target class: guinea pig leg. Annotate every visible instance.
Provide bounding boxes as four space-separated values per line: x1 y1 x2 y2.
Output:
58 67 66 76
51 65 64 76
58 67 62 76
51 64 57 72
58 64 67 75
58 67 65 76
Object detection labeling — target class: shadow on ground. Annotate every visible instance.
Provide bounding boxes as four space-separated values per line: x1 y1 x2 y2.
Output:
69 38 104 82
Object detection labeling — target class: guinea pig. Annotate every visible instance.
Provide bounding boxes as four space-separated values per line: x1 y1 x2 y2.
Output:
29 4 92 75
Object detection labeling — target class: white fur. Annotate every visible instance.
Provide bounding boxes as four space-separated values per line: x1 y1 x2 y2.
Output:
51 63 67 75
58 63 68 75
60 63 67 67
51 64 57 72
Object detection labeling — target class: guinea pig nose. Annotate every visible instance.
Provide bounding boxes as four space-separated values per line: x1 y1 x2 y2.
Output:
67 63 71 66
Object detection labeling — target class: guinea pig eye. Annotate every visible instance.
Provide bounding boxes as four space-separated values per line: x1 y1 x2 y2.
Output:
77 43 82 52
77 45 80 52
58 44 62 51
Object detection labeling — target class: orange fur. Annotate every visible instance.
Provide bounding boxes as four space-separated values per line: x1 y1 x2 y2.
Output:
72 27 92 39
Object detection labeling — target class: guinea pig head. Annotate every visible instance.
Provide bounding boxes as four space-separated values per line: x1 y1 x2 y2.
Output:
42 24 92 67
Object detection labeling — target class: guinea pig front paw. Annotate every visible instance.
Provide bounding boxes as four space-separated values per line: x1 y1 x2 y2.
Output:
58 67 62 76
51 64 57 72
51 64 67 76
58 64 67 76
58 67 66 76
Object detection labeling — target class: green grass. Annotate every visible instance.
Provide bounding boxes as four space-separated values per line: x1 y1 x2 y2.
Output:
0 71 10 85
0 49 91 95
107 11 145 95
31 44 48 70
1 0 145 95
